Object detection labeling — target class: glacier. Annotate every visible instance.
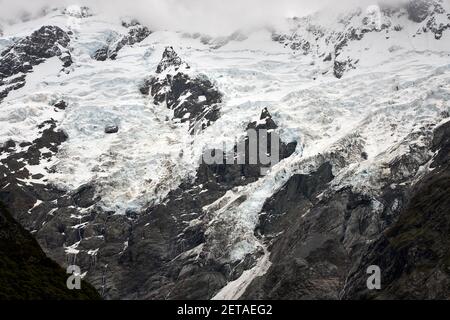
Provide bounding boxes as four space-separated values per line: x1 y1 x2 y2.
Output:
0 0 449 299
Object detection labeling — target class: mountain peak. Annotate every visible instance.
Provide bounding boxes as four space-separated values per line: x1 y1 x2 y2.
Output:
156 46 190 74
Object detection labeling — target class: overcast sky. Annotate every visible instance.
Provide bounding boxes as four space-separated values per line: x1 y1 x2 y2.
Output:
0 0 409 35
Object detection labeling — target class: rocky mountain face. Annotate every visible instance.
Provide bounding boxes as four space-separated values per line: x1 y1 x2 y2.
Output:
93 20 151 61
0 25 72 101
0 0 449 300
241 119 449 299
0 39 296 299
272 0 450 78
0 202 100 300
341 120 450 299
109 108 297 299
140 47 222 134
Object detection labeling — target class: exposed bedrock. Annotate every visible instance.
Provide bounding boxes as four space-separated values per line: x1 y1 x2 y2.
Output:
0 202 101 300
140 47 222 134
95 108 297 299
341 120 450 300
0 100 297 300
93 22 151 61
0 25 72 101
241 121 448 300
272 0 450 78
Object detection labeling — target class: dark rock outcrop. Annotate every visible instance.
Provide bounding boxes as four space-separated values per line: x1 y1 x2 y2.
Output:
53 100 67 110
241 179 406 299
0 117 70 240
341 120 450 299
334 59 358 79
93 23 151 61
0 26 72 101
256 162 334 237
141 47 222 134
0 202 101 300
242 120 450 300
0 118 68 184
92 47 108 61
198 108 297 184
272 33 313 55
104 125 119 134
407 0 433 22
0 74 26 101
155 46 189 74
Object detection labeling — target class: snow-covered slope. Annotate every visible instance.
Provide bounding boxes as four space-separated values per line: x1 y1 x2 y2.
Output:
1 0 449 299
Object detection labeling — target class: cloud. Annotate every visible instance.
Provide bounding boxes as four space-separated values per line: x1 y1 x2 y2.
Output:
0 0 411 35
118 0 331 34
